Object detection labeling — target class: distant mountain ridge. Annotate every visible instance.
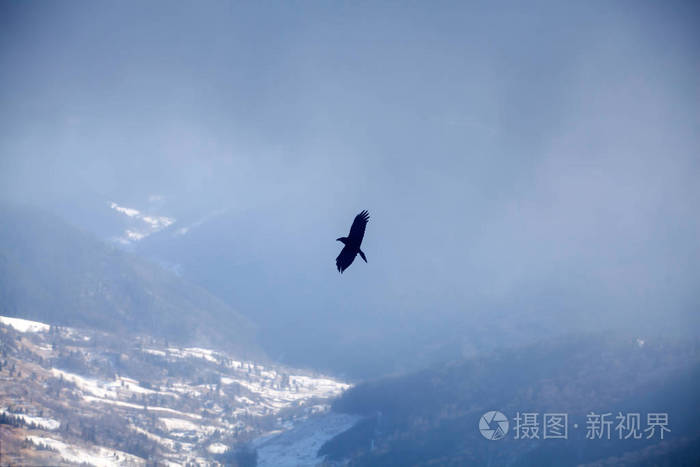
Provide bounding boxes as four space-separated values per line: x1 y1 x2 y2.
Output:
321 335 700 465
0 203 262 359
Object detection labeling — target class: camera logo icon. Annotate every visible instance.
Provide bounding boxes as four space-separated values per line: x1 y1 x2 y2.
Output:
479 411 509 440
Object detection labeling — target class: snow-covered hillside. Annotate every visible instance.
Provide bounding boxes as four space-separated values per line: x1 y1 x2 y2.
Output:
0 315 353 466
0 316 50 333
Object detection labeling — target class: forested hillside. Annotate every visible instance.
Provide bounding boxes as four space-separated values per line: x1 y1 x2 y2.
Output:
322 335 700 466
0 204 260 358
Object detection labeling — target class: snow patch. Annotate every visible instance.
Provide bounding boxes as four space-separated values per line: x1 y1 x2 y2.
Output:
0 316 50 333
110 202 140 217
83 395 201 419
110 201 175 244
159 417 200 432
254 413 362 467
51 369 115 399
27 435 145 466
180 347 219 363
126 230 146 241
129 425 192 451
208 442 228 454
1 409 60 430
52 369 178 400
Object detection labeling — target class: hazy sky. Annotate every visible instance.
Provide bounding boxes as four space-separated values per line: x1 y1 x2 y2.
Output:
1 1 698 375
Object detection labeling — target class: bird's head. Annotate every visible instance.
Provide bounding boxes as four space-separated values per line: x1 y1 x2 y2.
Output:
336 237 349 245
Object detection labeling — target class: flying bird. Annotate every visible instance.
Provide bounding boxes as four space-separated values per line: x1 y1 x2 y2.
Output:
335 210 370 274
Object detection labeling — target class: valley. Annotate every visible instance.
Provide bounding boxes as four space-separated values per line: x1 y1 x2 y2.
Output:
0 315 354 465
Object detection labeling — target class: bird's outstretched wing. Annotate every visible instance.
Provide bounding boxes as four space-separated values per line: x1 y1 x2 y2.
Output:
336 245 355 273
347 210 370 244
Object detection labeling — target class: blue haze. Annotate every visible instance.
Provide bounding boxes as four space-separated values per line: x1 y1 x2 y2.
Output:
1 1 698 376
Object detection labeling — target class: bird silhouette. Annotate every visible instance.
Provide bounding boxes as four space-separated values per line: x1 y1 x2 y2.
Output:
335 210 370 273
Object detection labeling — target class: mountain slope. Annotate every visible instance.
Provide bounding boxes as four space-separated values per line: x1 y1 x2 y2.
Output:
321 335 700 466
0 314 350 465
0 204 260 358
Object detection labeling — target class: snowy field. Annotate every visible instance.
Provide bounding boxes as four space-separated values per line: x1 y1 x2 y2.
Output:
254 412 362 467
0 316 50 333
27 436 146 466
